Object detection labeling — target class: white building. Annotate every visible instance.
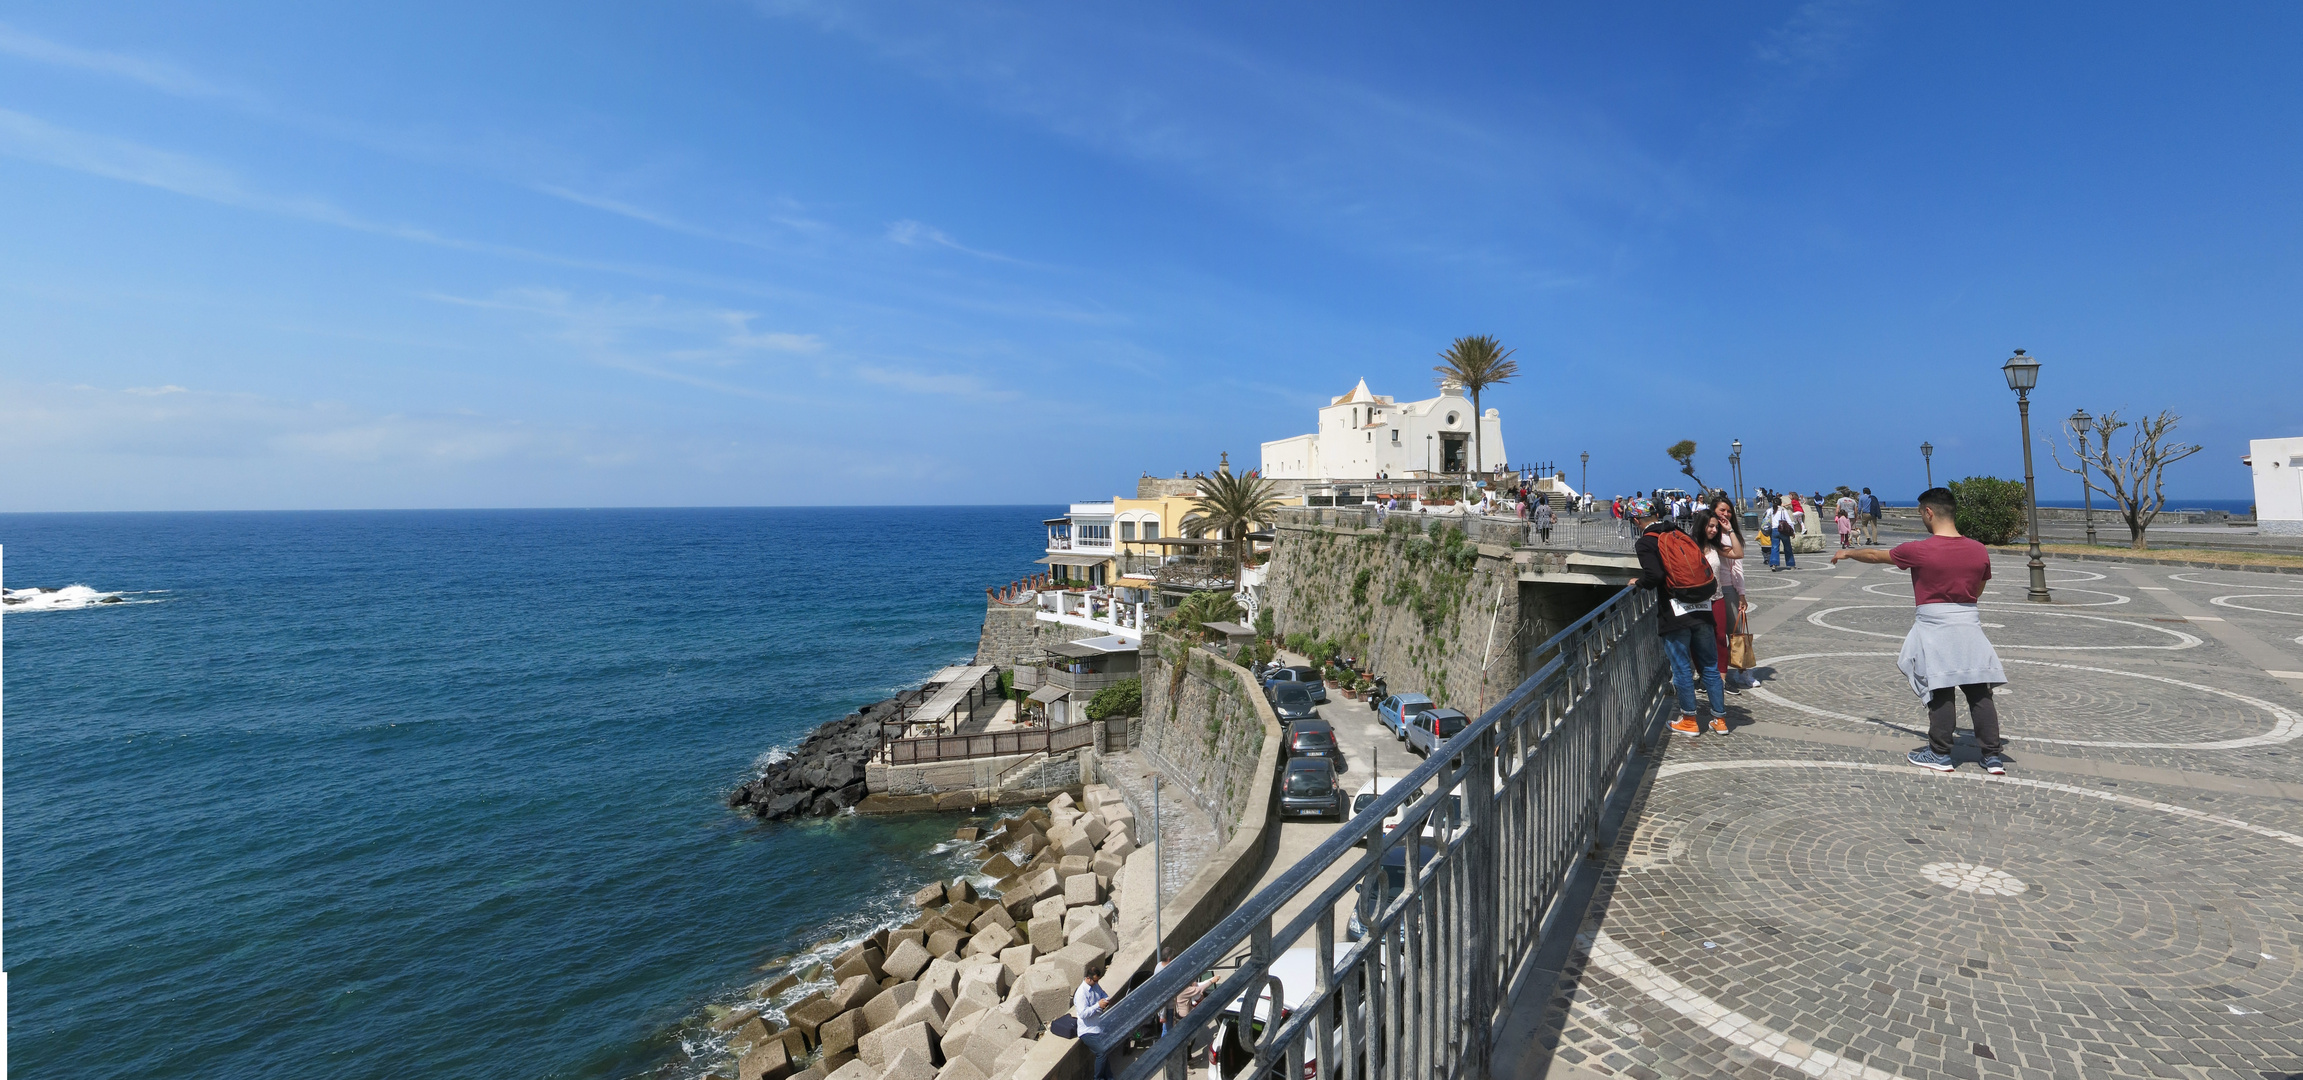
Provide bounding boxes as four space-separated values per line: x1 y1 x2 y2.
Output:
1260 378 1507 480
2243 437 2303 535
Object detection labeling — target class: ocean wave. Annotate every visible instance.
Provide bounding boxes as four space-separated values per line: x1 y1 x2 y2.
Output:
2 585 166 612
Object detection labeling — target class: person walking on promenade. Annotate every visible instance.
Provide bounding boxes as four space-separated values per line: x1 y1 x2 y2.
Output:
1701 494 1755 692
1858 487 1882 545
1832 487 2009 774
1633 502 1729 736
1532 495 1554 543
1836 502 1854 549
1769 498 1798 571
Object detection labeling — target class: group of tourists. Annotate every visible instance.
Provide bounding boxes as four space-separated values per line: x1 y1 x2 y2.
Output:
1629 485 2009 775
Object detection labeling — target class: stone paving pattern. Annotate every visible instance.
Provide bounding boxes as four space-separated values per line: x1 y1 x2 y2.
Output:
1506 547 2303 1080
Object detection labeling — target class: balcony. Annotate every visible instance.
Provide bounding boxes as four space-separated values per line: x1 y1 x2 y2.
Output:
1035 588 1148 640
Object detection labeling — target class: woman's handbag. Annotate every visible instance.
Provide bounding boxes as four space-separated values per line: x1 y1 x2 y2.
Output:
1726 600 1758 670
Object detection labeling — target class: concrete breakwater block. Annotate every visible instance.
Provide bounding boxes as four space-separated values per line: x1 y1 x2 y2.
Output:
862 982 917 1030
1011 964 1076 1025
911 882 950 909
944 879 975 906
1021 867 1063 901
735 1036 792 1080
882 1045 937 1080
832 945 884 984
711 1006 764 1033
827 973 883 1014
881 939 934 984
815 1008 870 1059
977 852 1020 880
964 922 1014 957
936 1055 991 1080
969 904 1014 934
1088 851 1122 882
953 826 981 842
1061 873 1101 907
999 943 1036 980
1063 922 1117 960
787 995 840 1041
1025 914 1062 950
824 1058 874 1080
858 1018 937 1070
925 927 966 959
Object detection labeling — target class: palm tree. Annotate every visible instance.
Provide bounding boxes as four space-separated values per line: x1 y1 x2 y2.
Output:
1434 335 1520 473
1189 465 1285 576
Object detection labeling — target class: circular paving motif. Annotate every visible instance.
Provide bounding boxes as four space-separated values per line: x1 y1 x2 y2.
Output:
2210 593 2303 617
1807 604 2200 650
1919 861 2028 896
1749 652 2303 748
2170 573 2303 591
1599 760 2303 1075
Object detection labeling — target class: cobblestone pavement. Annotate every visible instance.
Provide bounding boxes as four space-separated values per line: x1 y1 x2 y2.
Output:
1501 552 2303 1080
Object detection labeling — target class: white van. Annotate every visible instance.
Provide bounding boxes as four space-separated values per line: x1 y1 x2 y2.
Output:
1209 948 1330 1080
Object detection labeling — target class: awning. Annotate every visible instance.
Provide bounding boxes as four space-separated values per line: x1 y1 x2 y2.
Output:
1201 621 1256 638
1027 684 1068 704
1146 537 1227 547
1043 517 1072 525
1035 553 1109 567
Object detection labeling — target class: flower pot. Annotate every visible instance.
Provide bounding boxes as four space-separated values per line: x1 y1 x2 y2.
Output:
1324 679 1342 689
1343 689 1360 700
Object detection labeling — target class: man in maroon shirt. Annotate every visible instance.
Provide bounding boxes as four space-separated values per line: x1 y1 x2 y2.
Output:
1833 487 2009 774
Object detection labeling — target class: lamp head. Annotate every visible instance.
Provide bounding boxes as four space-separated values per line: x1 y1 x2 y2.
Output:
1730 438 1742 455
2001 349 2040 392
1921 441 1933 458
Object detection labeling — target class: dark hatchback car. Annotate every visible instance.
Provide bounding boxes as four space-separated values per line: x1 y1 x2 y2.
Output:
1269 682 1319 725
1280 757 1342 820
1264 665 1327 704
1285 718 1347 771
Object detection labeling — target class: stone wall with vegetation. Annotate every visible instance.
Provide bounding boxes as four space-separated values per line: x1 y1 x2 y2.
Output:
1134 632 1272 844
1262 515 1526 713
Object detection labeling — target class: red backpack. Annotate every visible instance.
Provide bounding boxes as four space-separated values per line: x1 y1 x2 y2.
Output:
1655 528 1718 604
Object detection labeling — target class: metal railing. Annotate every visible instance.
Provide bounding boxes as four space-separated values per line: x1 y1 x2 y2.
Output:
882 720 1097 765
1093 583 1667 1080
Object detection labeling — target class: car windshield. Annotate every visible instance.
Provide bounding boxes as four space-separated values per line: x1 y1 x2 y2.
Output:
1293 729 1332 747
1274 685 1312 705
1402 701 1434 718
1353 793 1376 814
1284 770 1331 795
1431 713 1464 737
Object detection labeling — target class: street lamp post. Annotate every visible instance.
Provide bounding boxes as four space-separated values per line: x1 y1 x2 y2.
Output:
1729 438 1744 510
1426 434 1433 476
1921 441 1934 488
2002 349 2051 603
1580 450 1589 498
2070 407 2096 546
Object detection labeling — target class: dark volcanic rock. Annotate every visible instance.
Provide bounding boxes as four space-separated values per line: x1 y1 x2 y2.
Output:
730 702 892 822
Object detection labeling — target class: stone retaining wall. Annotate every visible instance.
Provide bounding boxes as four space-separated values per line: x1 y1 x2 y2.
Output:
1262 515 1526 713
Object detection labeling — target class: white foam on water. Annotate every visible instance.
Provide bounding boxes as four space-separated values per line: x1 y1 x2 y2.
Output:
2 584 167 611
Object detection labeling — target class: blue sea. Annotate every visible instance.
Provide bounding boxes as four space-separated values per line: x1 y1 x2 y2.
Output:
1 507 1058 1080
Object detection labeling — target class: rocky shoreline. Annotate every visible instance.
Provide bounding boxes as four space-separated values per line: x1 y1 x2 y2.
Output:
725 698 903 820
703 784 1153 1080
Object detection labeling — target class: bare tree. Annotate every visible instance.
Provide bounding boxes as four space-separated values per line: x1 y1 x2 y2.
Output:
2048 409 2202 549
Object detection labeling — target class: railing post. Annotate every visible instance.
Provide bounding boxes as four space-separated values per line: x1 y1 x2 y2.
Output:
1462 722 1498 1075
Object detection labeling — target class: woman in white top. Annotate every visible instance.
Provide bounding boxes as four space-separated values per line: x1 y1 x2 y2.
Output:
1702 496 1755 691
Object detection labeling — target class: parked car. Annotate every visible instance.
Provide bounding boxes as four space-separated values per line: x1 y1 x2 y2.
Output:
1269 682 1319 725
1209 948 1349 1080
1374 693 1435 741
1279 757 1342 821
1346 842 1441 941
1263 665 1327 704
1403 707 1469 758
1350 776 1462 849
1284 718 1346 771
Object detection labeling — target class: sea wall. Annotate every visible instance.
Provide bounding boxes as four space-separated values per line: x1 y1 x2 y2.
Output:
1133 633 1274 845
973 604 1108 669
1111 638 1283 985
1262 513 1528 713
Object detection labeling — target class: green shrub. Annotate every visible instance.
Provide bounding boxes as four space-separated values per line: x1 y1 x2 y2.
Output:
1254 606 1275 638
1946 476 2029 545
1350 568 1374 605
1086 677 1141 720
1284 631 1313 655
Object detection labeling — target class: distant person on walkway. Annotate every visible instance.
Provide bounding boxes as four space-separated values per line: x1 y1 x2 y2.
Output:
1768 499 1798 570
1836 503 1854 549
1632 502 1728 737
1833 487 2009 775
1533 497 1554 543
1701 495 1755 692
1858 488 1882 545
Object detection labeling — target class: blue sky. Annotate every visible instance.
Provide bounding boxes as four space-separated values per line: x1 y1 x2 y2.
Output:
2 2 2295 510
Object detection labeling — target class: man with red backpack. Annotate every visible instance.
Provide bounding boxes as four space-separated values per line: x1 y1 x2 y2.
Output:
1631 501 1728 736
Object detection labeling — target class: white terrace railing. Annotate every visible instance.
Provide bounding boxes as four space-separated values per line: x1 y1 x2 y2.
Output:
1094 583 1669 1080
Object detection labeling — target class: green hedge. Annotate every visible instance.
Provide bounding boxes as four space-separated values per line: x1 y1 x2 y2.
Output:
1947 476 2029 546
1085 677 1142 720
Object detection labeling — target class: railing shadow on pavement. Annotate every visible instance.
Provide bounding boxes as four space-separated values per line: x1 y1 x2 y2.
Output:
1090 581 1670 1080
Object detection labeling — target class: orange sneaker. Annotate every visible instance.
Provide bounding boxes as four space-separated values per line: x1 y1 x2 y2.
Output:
1709 716 1729 735
1670 716 1702 737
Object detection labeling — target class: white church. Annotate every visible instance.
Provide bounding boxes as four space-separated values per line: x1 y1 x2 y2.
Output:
1261 378 1507 480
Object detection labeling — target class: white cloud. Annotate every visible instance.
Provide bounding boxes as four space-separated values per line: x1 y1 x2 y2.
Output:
853 364 1016 401
0 22 234 98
